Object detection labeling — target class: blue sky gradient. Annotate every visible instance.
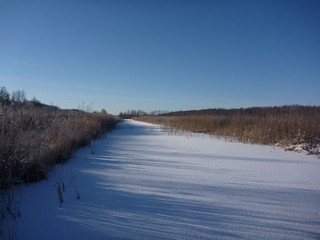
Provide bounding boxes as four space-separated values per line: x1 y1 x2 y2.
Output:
1 0 319 114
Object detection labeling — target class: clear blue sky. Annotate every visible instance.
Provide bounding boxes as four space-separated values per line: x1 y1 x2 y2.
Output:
1 0 319 114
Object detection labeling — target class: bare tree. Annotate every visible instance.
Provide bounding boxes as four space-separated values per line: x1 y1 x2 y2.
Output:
11 90 26 103
0 87 10 104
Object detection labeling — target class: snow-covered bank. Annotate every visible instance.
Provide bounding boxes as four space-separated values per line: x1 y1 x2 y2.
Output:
283 139 320 156
3 120 320 239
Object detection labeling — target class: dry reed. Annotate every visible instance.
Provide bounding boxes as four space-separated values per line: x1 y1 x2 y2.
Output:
0 102 118 189
134 106 320 152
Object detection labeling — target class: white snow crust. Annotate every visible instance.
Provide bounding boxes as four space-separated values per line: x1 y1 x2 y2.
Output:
4 119 320 239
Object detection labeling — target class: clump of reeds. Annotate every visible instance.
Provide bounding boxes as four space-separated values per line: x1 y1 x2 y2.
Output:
0 101 118 189
134 106 320 152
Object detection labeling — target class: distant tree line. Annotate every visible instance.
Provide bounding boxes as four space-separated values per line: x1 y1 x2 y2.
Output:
1 86 109 113
119 110 148 119
1 87 26 103
159 106 317 118
119 109 168 119
0 86 46 108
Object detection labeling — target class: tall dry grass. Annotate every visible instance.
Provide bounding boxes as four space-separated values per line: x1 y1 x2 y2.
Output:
134 106 320 147
0 102 118 189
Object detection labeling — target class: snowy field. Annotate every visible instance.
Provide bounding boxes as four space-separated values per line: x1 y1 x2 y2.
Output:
4 120 320 239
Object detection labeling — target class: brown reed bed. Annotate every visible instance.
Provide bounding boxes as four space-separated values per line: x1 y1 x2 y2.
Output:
0 102 118 189
134 106 320 156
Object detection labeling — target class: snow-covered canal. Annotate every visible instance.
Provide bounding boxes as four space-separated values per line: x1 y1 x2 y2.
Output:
8 120 320 239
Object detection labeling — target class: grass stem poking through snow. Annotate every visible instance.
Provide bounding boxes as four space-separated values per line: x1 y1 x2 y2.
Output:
68 175 80 200
57 179 64 208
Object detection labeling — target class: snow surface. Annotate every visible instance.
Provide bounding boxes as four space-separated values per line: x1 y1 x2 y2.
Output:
4 120 320 239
